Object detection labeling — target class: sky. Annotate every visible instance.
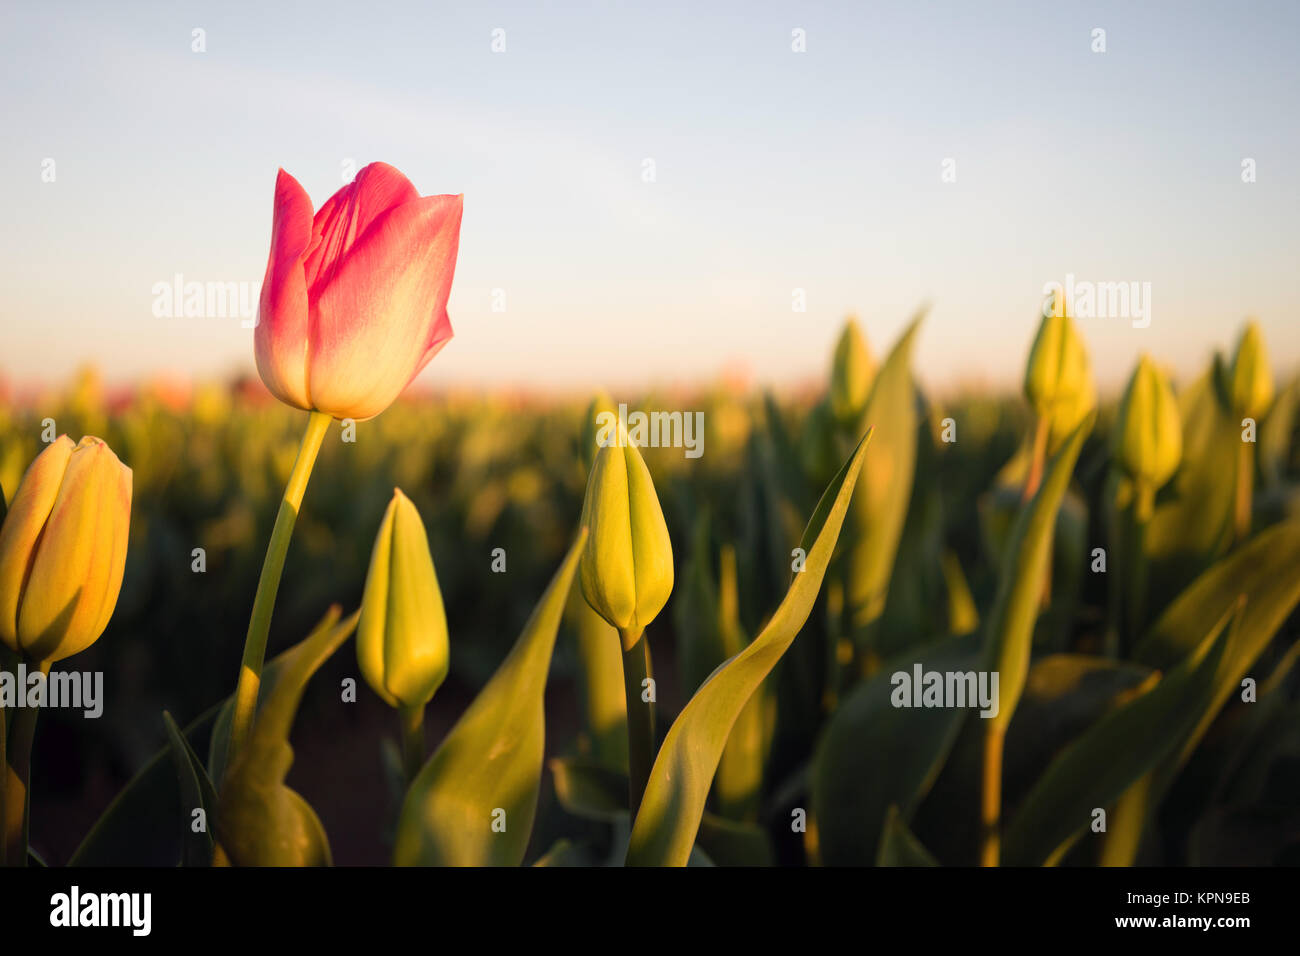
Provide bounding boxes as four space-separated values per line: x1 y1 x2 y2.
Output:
1 0 1297 395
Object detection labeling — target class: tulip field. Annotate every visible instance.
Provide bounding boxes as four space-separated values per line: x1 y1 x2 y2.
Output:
2 203 1298 873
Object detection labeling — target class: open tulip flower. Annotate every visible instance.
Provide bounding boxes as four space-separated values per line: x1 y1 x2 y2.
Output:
255 162 464 422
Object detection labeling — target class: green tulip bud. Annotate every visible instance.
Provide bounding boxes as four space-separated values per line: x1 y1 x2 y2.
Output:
1228 320 1274 420
357 489 449 710
829 317 874 427
1024 305 1093 428
1113 355 1182 490
578 432 674 645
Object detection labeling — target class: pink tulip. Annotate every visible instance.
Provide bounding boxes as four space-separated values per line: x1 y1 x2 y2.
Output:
255 162 463 421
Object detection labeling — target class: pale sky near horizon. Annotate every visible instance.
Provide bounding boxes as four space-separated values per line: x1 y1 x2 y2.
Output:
2 0 1297 396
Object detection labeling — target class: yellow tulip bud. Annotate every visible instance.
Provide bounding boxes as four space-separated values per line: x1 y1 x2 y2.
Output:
578 433 673 645
581 390 617 468
1113 355 1183 489
1228 321 1274 420
1047 373 1097 452
829 317 874 427
1024 304 1092 424
0 436 132 663
357 489 449 710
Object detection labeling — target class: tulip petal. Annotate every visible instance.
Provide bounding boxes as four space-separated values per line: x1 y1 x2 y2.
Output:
0 436 74 651
255 168 315 411
303 162 419 296
307 193 462 420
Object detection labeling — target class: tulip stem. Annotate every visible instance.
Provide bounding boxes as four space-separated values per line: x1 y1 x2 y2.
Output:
0 702 7 867
620 629 654 819
1022 416 1050 503
226 410 332 773
399 704 426 785
979 723 1004 867
4 659 49 867
1234 438 1253 542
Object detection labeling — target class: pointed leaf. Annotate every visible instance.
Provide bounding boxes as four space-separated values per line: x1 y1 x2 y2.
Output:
984 416 1091 734
844 314 923 642
162 710 216 866
626 431 872 866
1003 600 1237 865
877 806 939 866
394 531 587 866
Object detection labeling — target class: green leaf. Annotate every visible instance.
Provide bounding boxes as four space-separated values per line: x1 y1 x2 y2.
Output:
984 417 1091 734
1134 517 1300 766
394 531 587 866
162 710 217 866
844 313 923 644
811 631 980 865
550 757 773 865
216 607 358 866
877 806 939 866
1003 600 1237 866
626 430 872 866
68 703 221 866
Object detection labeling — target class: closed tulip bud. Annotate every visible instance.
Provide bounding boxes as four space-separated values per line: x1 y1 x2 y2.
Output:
0 436 132 663
579 432 673 645
1228 321 1274 420
829 317 874 427
581 390 617 469
1113 355 1182 490
357 489 449 710
1024 306 1093 428
255 163 463 421
1047 373 1097 452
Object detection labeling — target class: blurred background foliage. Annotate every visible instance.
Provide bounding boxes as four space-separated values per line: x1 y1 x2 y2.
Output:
3 318 1299 865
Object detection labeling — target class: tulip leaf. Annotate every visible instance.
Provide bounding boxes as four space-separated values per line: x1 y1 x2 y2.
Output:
984 416 1091 734
217 606 357 866
877 806 939 866
68 703 221 866
625 430 872 866
162 710 217 866
394 531 587 866
844 313 923 645
1096 518 1300 864
811 630 980 865
550 756 773 865
1002 600 1237 866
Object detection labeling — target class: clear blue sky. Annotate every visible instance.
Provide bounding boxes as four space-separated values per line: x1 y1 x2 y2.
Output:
2 0 1297 394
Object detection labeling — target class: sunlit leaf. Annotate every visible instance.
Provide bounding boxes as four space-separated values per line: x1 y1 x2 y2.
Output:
626 431 872 866
1003 601 1238 866
394 531 586 866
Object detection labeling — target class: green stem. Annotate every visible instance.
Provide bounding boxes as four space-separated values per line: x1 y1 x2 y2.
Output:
4 659 49 867
226 410 331 770
620 629 654 819
980 724 1004 867
1127 481 1155 645
1022 416 1050 504
0 700 7 868
399 703 426 786
1234 439 1253 542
